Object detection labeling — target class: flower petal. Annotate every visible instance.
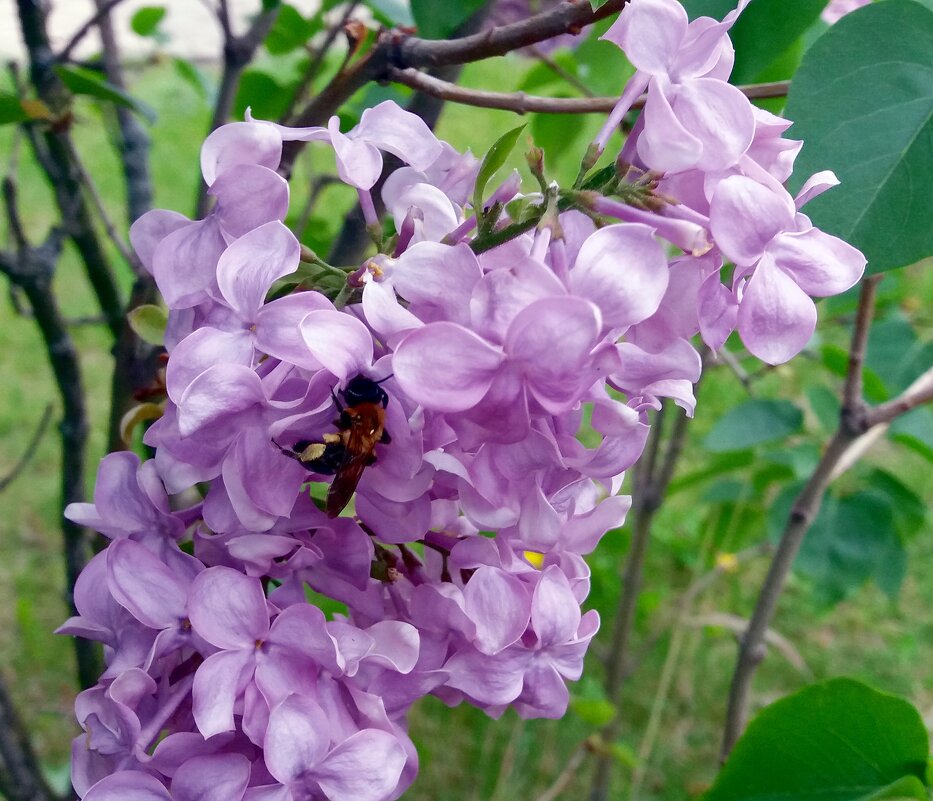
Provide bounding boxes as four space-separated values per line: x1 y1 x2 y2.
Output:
314 730 408 801
107 539 187 629
177 364 265 437
263 695 329 784
83 771 171 801
738 255 817 364
671 78 755 171
192 649 255 739
300 310 374 384
201 121 282 186
393 323 504 412
572 223 669 329
601 0 687 74
188 566 270 649
709 174 796 265
532 566 581 647
216 221 300 321
767 228 865 297
463 567 531 654
172 754 251 801
355 101 443 172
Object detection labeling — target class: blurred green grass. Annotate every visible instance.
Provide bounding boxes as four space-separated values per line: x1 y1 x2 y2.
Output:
0 58 930 801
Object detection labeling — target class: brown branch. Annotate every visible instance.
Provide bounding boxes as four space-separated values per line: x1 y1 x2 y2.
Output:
15 0 124 339
92 0 153 225
58 0 131 62
388 69 791 114
281 0 631 175
281 1 363 124
1 177 101 692
721 276 896 761
89 0 163 453
0 675 63 801
196 1 281 216
864 367 933 427
0 403 53 494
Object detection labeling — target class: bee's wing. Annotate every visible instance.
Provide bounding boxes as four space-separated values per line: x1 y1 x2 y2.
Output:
324 425 379 517
325 454 370 517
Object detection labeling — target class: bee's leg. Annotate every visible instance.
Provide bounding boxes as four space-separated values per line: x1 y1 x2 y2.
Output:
380 429 392 444
330 387 344 413
272 439 300 461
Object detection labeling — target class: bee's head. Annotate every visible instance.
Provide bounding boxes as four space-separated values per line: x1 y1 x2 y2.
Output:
343 375 390 408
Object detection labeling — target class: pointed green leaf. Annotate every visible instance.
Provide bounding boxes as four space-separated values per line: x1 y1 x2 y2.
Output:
411 0 485 38
472 124 526 216
54 65 156 124
0 93 28 125
130 6 167 37
127 304 167 346
786 0 933 273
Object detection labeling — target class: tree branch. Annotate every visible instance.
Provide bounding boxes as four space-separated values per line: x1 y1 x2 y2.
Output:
0 675 63 801
281 0 630 175
58 0 131 62
0 403 52 494
388 68 791 114
197 1 281 216
720 276 931 758
15 0 124 339
1 177 101 691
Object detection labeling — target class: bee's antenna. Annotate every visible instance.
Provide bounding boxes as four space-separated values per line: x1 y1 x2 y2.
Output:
374 374 393 385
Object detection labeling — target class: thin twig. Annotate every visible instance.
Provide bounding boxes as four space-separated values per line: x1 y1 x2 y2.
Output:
533 743 589 801
865 367 933 427
0 404 53 494
388 69 791 114
527 43 595 96
62 137 140 270
58 0 131 62
281 0 363 124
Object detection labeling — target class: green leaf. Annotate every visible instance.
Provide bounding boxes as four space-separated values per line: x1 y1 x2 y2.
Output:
569 696 617 727
705 678 930 801
234 69 295 121
890 407 933 462
590 0 612 9
703 399 803 452
0 93 28 125
472 123 526 216
728 0 826 83
127 304 167 346
130 6 166 37
364 0 413 26
863 470 926 541
411 0 486 38
786 0 933 273
768 488 905 604
265 4 320 55
54 65 156 123
173 57 213 101
531 109 586 161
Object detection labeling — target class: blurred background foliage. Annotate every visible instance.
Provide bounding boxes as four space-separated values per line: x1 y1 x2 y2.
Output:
0 1 931 799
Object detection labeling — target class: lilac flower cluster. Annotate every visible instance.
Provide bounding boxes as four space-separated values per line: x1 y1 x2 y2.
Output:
64 1 865 798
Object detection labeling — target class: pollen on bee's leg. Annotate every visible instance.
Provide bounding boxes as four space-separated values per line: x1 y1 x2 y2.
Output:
299 442 327 462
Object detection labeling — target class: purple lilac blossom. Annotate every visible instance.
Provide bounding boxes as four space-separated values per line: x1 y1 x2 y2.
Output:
65 0 865 797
